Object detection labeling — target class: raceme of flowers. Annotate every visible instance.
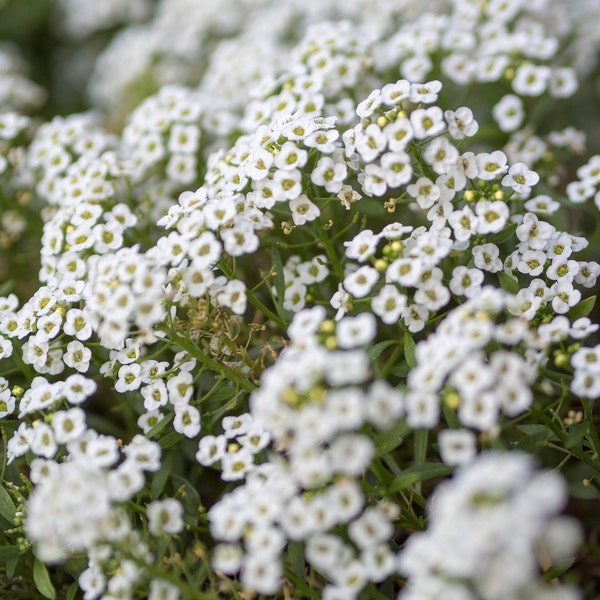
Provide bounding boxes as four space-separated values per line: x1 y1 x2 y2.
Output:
0 2 599 600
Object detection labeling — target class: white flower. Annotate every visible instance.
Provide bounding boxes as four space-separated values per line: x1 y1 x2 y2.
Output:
52 407 87 444
336 313 377 349
355 123 387 162
240 554 282 595
383 118 414 151
147 499 184 536
380 79 410 106
349 506 394 550
356 89 382 118
517 250 547 276
409 106 445 139
449 266 484 298
472 243 503 273
371 284 407 324
475 200 509 234
405 390 439 428
173 403 201 438
492 94 524 132
551 281 581 314
63 340 92 372
444 106 478 139
289 195 320 225
343 265 379 298
438 429 477 466
196 434 227 466
216 279 247 314
361 163 388 196
475 150 508 180
221 447 255 481
502 163 539 195
380 151 413 186
409 80 442 104
512 63 551 97
311 156 347 193
407 176 440 209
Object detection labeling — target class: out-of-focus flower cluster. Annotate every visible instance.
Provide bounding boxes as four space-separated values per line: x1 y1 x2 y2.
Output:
0 0 599 599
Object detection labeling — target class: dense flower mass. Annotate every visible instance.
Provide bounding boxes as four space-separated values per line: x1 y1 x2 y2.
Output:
0 0 599 599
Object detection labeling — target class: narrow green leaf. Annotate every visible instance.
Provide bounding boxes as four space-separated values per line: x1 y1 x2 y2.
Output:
33 558 56 600
0 545 19 562
516 424 558 451
172 474 201 526
390 462 453 493
158 431 184 449
288 541 305 580
146 413 174 440
497 271 521 294
374 419 411 457
66 581 79 600
486 221 517 244
271 245 287 319
403 331 416 369
441 402 460 429
367 340 396 362
567 295 596 320
151 449 175 499
543 557 576 581
0 484 16 525
414 428 428 465
5 555 18 579
565 422 588 450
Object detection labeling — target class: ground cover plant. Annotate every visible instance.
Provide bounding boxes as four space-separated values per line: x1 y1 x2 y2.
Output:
0 0 599 598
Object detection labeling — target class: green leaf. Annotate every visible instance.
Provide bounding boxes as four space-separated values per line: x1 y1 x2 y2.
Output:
567 295 596 320
66 581 79 600
565 422 589 450
515 424 558 451
158 431 184 449
33 558 56 600
0 484 16 526
374 419 411 457
271 245 287 319
497 271 520 294
288 541 305 580
543 556 576 581
172 474 201 526
0 545 19 562
486 221 517 244
390 462 453 493
403 331 416 369
414 428 428 465
5 555 19 580
367 340 396 362
151 449 175 499
146 412 174 440
441 402 460 429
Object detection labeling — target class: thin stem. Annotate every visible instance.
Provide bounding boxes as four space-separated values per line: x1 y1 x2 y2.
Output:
163 327 255 394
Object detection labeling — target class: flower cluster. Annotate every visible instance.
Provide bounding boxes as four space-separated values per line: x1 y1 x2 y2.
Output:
399 451 583 600
0 1 599 600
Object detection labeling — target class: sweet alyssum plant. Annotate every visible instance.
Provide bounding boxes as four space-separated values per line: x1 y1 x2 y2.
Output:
0 0 599 599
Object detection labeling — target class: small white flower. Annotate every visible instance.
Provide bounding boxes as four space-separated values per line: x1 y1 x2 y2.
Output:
492 94 524 132
147 499 184 536
410 106 445 139
336 313 377 349
438 429 477 466
343 265 380 298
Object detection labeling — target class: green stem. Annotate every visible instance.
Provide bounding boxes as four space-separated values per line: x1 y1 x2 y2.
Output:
316 217 345 281
218 261 287 330
582 398 600 460
535 406 600 475
163 327 255 394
